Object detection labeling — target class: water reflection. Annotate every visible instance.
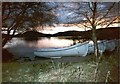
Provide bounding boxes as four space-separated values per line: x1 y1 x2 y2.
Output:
3 37 74 59
30 37 73 48
24 37 39 42
4 37 74 49
28 37 74 48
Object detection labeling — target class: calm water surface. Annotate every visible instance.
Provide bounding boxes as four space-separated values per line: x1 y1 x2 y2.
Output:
4 37 74 48
4 37 74 59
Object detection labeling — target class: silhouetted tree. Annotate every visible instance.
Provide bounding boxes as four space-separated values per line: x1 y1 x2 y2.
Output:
80 2 118 57
2 2 57 47
60 2 119 57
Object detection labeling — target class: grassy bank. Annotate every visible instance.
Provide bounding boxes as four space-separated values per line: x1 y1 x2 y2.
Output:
2 49 119 83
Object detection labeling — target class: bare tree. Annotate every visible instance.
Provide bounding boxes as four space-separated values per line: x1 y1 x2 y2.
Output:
74 2 119 82
70 2 119 57
53 2 119 57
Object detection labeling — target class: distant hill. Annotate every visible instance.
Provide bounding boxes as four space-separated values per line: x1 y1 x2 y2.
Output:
52 31 83 36
15 30 51 37
96 27 119 40
53 27 119 40
13 27 119 40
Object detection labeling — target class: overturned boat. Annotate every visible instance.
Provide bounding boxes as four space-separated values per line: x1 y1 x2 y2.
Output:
34 41 89 58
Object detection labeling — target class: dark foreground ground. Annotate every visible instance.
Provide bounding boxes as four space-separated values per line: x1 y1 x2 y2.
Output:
2 47 119 83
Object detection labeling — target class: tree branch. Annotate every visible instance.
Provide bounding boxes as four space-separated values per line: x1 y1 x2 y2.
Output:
91 2 97 26
6 3 31 34
74 23 92 30
80 12 92 26
96 3 116 24
105 16 119 28
88 2 94 12
97 16 118 28
2 5 12 21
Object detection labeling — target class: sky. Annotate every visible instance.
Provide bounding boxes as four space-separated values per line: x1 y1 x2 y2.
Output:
40 26 85 34
37 2 119 34
2 2 119 35
46 2 118 23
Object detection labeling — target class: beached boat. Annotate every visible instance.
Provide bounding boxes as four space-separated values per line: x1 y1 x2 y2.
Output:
88 41 94 54
34 41 89 58
88 40 107 55
98 40 107 55
106 39 116 51
115 39 120 48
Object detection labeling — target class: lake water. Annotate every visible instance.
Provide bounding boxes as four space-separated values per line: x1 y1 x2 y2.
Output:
4 37 74 48
3 37 118 60
4 37 75 60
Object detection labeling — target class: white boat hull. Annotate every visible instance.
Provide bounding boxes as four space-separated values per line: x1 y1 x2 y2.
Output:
34 41 89 58
88 40 106 54
98 40 106 54
106 40 116 51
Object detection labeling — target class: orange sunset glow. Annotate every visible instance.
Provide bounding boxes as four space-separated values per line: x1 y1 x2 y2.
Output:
35 22 120 34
